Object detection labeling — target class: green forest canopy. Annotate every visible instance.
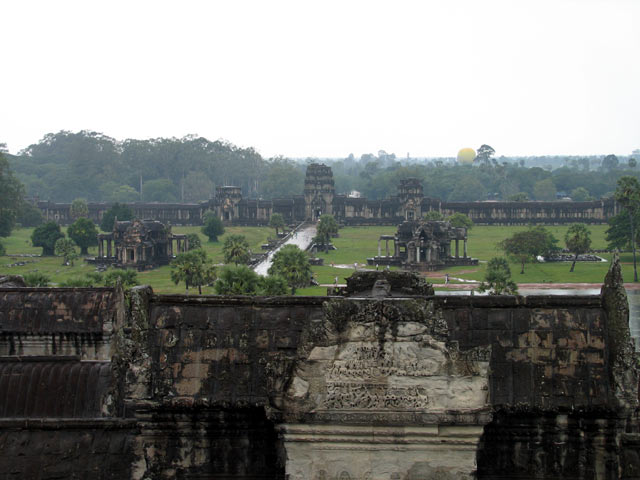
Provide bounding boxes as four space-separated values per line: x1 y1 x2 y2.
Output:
7 131 638 203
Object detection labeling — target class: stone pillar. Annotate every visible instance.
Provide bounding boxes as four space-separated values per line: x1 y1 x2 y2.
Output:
107 240 112 258
393 240 397 257
464 239 468 258
98 239 103 258
385 240 390 257
416 246 420 263
378 239 381 257
455 240 459 258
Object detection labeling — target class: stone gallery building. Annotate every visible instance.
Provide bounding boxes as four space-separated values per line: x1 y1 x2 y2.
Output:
95 219 188 269
37 164 619 226
368 219 478 270
0 264 638 478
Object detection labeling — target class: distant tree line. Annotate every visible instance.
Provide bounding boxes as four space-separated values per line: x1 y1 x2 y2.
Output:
6 132 638 204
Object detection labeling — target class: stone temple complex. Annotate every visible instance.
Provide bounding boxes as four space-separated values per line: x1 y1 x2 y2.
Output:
0 263 639 478
37 164 619 227
95 219 188 270
369 219 478 270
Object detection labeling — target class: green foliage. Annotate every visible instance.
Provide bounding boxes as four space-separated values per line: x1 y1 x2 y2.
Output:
507 192 529 202
85 271 104 286
0 153 25 237
260 158 305 199
448 176 487 201
477 257 518 295
16 202 43 227
202 214 224 242
258 274 289 295
446 212 473 230
70 198 89 219
23 272 51 287
142 178 178 202
104 269 139 287
186 233 202 250
67 217 98 254
614 176 640 281
214 264 261 295
565 224 592 272
533 178 556 201
170 249 216 294
606 211 640 250
423 210 444 221
222 234 251 265
474 144 496 166
0 242 5 256
60 277 94 287
499 226 558 274
269 213 285 235
100 203 133 232
32 222 65 256
268 244 312 294
570 187 593 202
315 214 339 251
54 237 78 266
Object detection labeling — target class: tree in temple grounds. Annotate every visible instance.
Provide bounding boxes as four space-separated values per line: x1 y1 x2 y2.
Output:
31 221 65 256
70 198 89 219
171 249 216 294
54 238 78 266
614 176 640 282
499 226 558 274
223 234 251 266
315 214 339 253
67 217 98 254
202 213 224 242
268 244 311 294
564 223 592 273
477 257 518 295
269 213 285 237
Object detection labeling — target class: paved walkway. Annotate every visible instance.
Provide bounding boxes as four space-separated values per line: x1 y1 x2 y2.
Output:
253 223 317 276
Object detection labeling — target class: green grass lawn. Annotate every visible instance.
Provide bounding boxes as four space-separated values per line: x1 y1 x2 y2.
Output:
1 223 634 293
1 226 272 293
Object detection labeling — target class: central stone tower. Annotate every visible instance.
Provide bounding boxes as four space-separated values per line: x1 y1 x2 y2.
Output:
304 163 334 221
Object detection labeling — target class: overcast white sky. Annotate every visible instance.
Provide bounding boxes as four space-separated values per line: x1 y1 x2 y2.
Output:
1 0 639 158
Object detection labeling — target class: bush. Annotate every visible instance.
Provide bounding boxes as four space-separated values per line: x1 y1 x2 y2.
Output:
23 272 51 287
31 222 65 256
68 217 98 254
202 214 224 242
0 242 5 256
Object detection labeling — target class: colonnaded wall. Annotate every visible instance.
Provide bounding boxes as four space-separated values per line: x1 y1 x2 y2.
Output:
0 266 638 479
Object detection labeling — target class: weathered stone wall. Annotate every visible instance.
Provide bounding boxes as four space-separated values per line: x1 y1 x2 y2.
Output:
37 196 618 226
1 277 639 478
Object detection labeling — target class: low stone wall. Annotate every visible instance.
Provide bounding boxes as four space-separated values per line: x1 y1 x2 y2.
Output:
0 267 638 478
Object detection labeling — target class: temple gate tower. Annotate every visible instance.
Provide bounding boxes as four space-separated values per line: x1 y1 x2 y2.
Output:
398 178 423 220
304 163 334 221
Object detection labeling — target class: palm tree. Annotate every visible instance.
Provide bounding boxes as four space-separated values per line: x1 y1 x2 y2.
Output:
223 234 251 265
170 249 212 294
268 244 311 294
214 265 260 295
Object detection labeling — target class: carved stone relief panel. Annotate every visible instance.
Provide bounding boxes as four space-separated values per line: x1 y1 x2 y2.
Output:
277 299 491 479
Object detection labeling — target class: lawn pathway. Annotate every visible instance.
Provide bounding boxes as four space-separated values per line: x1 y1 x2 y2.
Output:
253 222 317 276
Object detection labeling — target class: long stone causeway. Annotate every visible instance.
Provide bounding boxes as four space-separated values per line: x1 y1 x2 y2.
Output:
0 263 639 479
